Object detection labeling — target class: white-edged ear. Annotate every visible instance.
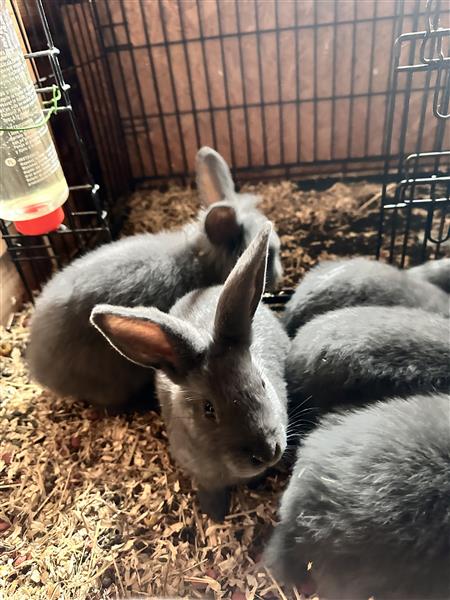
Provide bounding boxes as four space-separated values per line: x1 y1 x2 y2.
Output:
213 223 272 346
196 146 235 206
90 304 207 379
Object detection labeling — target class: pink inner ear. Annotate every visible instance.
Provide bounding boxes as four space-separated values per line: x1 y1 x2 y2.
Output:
101 314 176 365
198 170 223 205
205 205 240 246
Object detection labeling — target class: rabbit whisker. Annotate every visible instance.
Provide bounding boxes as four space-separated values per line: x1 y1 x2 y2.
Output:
288 395 314 414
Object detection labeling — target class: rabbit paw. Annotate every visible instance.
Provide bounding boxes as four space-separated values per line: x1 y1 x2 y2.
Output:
198 487 230 522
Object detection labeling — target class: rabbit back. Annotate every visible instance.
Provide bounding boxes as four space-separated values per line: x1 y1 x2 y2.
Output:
27 231 203 406
283 258 449 336
265 392 450 599
286 305 450 415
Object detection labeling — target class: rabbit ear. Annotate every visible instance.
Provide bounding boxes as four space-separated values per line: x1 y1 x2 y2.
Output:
90 305 207 379
204 205 242 246
213 223 271 346
196 146 235 205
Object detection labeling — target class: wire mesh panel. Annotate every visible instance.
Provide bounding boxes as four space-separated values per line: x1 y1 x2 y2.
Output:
377 0 449 266
58 0 450 185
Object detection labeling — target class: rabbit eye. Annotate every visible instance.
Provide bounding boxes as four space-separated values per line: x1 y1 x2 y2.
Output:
203 401 216 420
261 378 266 389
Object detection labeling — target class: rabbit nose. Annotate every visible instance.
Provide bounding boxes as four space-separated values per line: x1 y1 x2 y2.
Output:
250 454 265 467
270 442 283 462
250 441 282 467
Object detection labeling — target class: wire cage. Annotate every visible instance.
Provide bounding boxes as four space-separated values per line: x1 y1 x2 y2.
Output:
1 0 449 302
377 0 450 266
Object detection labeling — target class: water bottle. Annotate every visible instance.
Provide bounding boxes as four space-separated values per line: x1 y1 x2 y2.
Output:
0 3 68 235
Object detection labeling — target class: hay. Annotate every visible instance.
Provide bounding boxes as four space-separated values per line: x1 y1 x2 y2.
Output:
0 180 443 598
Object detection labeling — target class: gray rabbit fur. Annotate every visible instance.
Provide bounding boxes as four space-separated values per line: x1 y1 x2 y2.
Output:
283 257 449 336
265 392 450 600
91 225 289 521
286 305 450 417
27 147 282 409
408 257 450 294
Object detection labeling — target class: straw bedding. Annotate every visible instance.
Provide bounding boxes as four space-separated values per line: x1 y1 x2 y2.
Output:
0 180 435 599
0 311 293 599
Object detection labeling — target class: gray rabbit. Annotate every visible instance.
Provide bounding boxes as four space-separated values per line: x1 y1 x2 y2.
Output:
286 305 450 418
265 392 450 600
409 257 450 294
27 147 282 409
91 224 289 521
283 257 449 336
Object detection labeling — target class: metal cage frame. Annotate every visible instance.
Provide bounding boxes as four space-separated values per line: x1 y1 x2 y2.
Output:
377 0 450 266
0 0 449 302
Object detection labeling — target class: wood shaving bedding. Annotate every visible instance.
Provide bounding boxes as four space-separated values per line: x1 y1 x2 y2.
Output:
0 309 302 599
1 179 444 598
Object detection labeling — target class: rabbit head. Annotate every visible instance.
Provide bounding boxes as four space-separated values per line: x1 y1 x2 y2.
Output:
196 147 282 290
91 224 287 488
